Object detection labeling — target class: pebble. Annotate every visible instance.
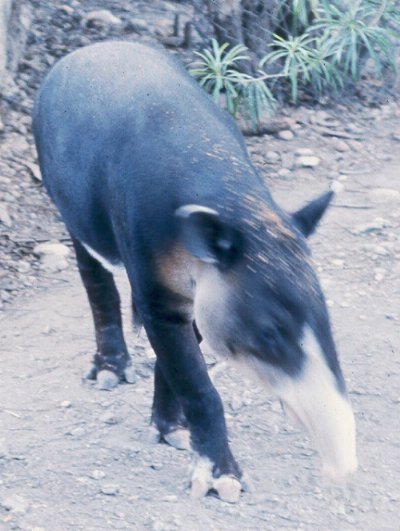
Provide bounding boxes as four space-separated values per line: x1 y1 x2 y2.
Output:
297 156 320 168
70 427 85 437
33 242 70 272
374 246 389 256
17 260 30 273
295 147 314 156
330 180 344 194
278 168 292 178
24 161 42 182
278 130 294 141
280 152 295 169
353 217 389 234
230 396 244 412
368 188 400 203
33 242 70 258
90 469 106 480
331 138 350 152
1 494 29 514
265 150 280 162
84 10 122 28
60 400 72 408
329 500 346 516
100 412 121 425
0 202 12 226
124 17 147 33
100 484 119 496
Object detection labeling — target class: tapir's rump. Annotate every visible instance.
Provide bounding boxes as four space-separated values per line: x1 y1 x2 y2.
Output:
33 41 357 501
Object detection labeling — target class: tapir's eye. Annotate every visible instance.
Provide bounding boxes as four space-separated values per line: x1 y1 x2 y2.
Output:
263 326 278 344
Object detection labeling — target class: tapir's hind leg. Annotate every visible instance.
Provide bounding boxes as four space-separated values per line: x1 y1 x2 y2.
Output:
150 321 203 451
71 236 135 389
151 361 191 450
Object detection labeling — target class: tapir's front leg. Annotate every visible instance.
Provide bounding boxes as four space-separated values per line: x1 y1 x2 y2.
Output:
137 284 242 502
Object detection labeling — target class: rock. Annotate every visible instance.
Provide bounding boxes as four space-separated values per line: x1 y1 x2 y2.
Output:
278 130 294 141
90 469 106 480
100 412 121 425
100 484 119 496
230 396 243 412
352 217 389 234
0 202 11 226
297 156 320 168
17 260 30 273
24 161 42 181
58 4 75 15
60 400 72 408
1 494 29 514
295 147 314 156
330 180 344 194
280 152 295 169
368 188 400 203
265 150 279 162
278 168 291 178
124 17 147 33
374 246 389 256
34 242 70 258
329 500 346 516
84 10 122 29
331 139 350 152
33 242 70 272
41 255 69 272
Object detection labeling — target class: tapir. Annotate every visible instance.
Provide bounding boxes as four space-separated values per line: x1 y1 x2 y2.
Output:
32 41 357 502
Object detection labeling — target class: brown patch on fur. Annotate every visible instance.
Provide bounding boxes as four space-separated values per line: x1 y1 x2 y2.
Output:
156 244 197 303
243 193 296 240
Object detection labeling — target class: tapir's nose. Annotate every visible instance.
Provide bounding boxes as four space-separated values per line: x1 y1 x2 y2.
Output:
279 327 358 479
282 391 357 480
245 325 358 479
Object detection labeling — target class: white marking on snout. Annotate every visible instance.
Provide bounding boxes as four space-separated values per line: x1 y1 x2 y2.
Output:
234 325 357 480
81 242 123 274
294 326 358 480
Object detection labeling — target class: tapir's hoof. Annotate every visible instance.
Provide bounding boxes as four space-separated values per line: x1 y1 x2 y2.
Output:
190 458 242 503
212 476 242 503
97 370 119 390
83 365 97 381
123 365 137 384
190 475 241 503
163 428 191 451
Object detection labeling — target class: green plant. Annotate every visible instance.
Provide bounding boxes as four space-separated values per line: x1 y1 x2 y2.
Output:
277 0 320 34
192 0 398 122
190 39 276 126
314 1 396 80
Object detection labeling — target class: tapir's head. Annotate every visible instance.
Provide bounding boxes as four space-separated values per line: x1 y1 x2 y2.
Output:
176 191 357 480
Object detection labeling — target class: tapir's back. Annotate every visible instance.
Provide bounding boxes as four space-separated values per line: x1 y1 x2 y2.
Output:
33 41 254 256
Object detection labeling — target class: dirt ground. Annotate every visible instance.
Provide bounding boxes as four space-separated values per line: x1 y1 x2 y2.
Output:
1 1 400 530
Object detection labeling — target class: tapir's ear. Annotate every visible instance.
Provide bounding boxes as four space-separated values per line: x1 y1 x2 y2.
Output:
292 191 334 238
175 204 244 268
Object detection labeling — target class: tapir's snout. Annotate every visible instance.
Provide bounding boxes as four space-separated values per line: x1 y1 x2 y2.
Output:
280 326 358 480
245 325 358 480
